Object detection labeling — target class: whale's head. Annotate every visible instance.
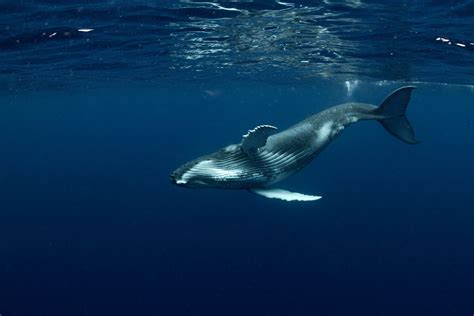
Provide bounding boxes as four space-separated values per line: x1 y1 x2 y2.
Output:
171 144 263 189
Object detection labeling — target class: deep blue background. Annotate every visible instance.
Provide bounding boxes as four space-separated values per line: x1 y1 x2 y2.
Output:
0 82 473 315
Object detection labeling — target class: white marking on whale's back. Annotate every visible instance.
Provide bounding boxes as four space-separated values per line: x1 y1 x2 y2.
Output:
349 116 358 123
316 121 334 144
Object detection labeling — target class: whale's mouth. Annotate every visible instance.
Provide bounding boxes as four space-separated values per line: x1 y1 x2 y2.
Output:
171 173 210 188
170 172 181 185
170 170 203 187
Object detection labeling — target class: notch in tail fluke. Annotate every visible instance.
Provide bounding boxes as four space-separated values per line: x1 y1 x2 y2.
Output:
373 86 420 144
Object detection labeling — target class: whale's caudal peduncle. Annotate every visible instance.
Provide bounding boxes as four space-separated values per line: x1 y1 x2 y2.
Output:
171 86 419 202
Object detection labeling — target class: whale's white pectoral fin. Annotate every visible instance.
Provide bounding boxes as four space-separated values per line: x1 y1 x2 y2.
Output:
241 125 277 155
250 188 322 202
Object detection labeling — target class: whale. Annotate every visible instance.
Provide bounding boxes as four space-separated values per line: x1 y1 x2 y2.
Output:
171 86 419 201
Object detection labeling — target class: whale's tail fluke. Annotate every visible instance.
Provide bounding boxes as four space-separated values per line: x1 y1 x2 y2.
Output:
373 86 420 144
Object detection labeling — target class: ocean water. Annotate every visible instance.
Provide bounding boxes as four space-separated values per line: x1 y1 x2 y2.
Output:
1 1 474 316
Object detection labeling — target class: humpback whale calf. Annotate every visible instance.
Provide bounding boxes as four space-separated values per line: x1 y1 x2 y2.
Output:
171 86 419 201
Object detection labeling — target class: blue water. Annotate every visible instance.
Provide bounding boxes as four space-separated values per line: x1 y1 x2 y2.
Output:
1 1 474 316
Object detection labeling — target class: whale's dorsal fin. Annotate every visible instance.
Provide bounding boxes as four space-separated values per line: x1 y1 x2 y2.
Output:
241 125 277 155
250 188 322 202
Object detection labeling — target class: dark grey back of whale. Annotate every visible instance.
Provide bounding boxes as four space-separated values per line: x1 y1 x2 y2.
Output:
171 87 418 190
